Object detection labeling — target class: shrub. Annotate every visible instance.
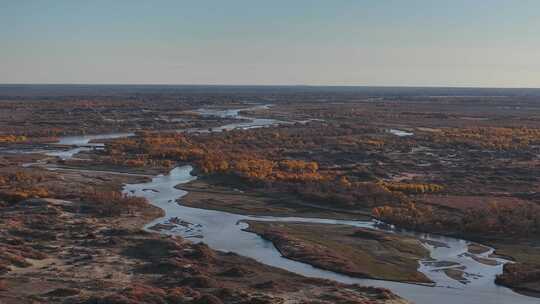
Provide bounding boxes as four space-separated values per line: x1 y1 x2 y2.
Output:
80 191 148 217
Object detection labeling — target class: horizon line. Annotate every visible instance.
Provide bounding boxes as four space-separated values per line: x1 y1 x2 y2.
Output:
1 83 540 90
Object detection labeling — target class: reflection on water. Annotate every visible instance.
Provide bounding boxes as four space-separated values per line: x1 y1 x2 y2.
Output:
45 133 135 160
123 166 537 304
55 132 134 146
389 129 414 137
41 104 538 304
192 105 283 132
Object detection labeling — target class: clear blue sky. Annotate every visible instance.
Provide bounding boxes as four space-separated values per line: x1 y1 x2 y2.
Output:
1 0 539 87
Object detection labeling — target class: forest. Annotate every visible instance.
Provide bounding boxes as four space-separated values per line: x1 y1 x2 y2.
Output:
2 89 540 302
372 201 540 236
92 113 540 240
425 127 540 150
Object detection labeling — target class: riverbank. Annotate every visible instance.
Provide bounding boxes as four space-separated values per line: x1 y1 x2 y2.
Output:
176 173 540 297
487 240 540 297
244 221 431 284
180 178 371 220
3 95 540 304
0 166 408 304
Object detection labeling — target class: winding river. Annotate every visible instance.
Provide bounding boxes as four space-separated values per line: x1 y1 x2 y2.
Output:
41 105 537 304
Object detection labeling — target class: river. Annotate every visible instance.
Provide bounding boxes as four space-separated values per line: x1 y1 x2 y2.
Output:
40 105 538 304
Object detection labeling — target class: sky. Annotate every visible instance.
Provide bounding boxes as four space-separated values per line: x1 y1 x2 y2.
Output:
1 0 539 87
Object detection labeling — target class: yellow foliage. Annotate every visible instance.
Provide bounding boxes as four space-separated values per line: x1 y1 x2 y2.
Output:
0 135 27 143
378 181 444 194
